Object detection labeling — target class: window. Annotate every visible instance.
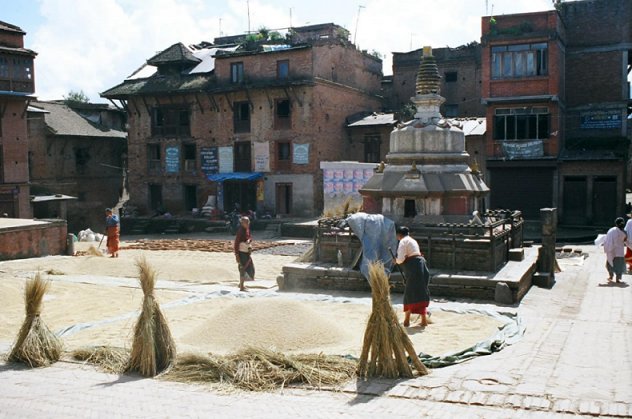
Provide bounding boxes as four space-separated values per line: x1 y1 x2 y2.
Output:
147 144 161 172
234 141 252 172
277 60 289 80
404 199 417 218
75 147 90 174
274 99 291 130
493 107 550 140
444 104 459 117
277 141 291 170
152 107 190 137
491 43 547 79
12 58 33 80
0 57 8 78
445 71 457 82
363 135 381 163
231 62 244 83
183 144 196 172
233 101 251 133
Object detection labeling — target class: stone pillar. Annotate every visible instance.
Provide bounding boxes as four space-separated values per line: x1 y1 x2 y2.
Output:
535 208 557 288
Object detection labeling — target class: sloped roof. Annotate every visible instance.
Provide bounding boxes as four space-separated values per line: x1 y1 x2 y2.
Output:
447 117 486 135
347 113 397 127
29 101 126 139
147 42 201 66
0 21 25 34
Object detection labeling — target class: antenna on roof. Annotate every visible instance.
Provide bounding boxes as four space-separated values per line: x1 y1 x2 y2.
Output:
353 4 365 45
247 0 251 33
289 7 293 29
219 18 223 37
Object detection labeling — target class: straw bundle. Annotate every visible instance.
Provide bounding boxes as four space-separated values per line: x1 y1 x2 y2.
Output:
358 261 428 378
127 257 176 377
72 346 129 374
322 197 361 219
164 348 356 391
8 273 63 367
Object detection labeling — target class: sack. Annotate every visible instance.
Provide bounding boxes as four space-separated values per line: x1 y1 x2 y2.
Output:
238 242 252 253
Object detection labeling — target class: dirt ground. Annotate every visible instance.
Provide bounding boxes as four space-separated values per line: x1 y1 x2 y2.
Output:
0 240 503 358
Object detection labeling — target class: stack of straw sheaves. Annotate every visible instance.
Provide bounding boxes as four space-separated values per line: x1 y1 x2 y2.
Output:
8 273 62 367
127 257 176 377
358 261 428 378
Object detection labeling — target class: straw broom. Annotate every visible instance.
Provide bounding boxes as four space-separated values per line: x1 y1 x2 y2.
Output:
358 261 428 378
8 273 63 367
127 257 176 377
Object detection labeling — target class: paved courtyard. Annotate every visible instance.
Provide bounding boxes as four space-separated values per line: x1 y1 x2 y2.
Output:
1 243 630 418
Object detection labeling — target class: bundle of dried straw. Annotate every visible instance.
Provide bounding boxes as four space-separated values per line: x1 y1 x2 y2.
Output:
8 273 63 367
127 257 176 377
72 346 129 374
163 348 357 391
358 261 428 378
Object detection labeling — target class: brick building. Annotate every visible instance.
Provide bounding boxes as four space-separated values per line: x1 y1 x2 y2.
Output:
481 0 631 224
27 101 126 232
557 0 631 225
0 21 36 218
102 23 382 217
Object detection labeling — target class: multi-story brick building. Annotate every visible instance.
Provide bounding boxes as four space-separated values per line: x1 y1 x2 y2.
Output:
0 21 36 218
27 101 126 232
102 23 383 217
481 0 631 224
557 0 631 225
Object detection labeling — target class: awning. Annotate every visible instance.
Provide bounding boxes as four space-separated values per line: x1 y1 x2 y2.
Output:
207 172 263 182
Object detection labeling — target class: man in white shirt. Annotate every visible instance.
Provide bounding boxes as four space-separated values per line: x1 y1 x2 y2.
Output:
604 217 627 283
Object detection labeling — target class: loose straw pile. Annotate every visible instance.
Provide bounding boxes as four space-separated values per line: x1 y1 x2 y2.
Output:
8 273 63 367
358 261 428 378
164 348 357 391
127 257 176 377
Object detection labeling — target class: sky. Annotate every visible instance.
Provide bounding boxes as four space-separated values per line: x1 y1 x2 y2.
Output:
2 0 554 102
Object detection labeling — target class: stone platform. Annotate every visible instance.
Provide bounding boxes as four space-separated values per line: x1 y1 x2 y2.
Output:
278 246 538 304
0 218 67 261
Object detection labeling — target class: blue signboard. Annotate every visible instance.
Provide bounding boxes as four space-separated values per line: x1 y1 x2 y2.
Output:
293 143 310 165
165 146 180 173
580 110 622 129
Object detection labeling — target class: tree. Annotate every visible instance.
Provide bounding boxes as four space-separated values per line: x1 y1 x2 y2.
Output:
63 90 90 105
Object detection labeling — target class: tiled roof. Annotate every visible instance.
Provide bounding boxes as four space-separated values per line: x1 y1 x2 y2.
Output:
0 21 25 34
147 43 201 66
30 101 126 139
101 74 214 98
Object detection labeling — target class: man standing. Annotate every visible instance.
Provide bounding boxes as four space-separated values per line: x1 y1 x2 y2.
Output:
105 208 120 258
604 217 626 283
393 226 431 327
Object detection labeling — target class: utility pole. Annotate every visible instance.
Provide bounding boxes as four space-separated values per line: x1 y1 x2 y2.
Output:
353 5 365 45
247 0 251 33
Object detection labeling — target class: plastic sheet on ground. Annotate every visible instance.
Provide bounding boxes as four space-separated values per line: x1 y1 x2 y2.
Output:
416 307 525 368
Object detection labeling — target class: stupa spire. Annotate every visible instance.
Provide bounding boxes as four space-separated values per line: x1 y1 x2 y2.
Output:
415 46 441 95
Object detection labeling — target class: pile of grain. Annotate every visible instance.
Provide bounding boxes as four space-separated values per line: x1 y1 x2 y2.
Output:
182 298 347 354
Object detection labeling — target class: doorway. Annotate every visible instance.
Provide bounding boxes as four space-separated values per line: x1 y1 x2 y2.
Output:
183 184 197 211
276 183 292 215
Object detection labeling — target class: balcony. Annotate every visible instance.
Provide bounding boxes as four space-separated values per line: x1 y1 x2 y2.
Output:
0 78 34 94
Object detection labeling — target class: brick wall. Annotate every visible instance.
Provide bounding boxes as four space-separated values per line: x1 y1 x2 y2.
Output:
0 220 67 261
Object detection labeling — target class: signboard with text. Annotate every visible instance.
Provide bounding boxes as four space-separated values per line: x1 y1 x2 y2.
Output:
200 147 219 174
165 146 180 173
580 110 622 129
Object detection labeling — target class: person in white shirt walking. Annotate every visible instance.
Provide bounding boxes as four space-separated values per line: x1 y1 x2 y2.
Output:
604 217 627 283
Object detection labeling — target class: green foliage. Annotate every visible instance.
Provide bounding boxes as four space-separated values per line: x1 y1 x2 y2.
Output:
369 49 383 60
398 103 416 122
63 90 90 105
269 31 283 41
